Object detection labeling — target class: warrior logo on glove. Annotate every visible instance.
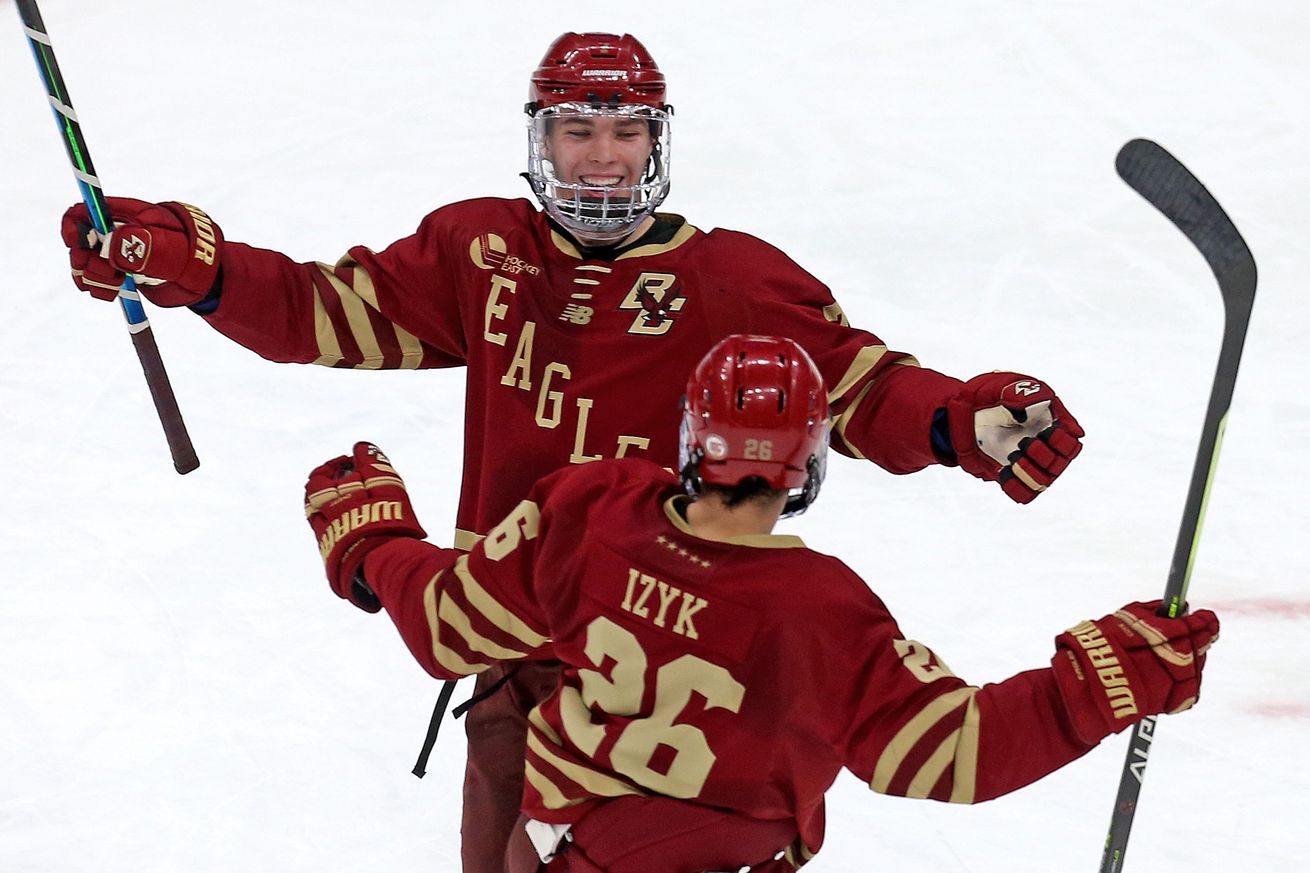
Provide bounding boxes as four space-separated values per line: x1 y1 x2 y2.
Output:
304 442 427 613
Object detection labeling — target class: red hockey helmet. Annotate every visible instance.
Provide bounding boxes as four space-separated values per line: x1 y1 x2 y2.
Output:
524 33 673 244
679 335 830 517
527 33 668 112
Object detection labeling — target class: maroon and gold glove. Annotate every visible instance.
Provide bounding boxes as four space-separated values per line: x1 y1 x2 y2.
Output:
1052 600 1219 744
304 442 427 613
60 197 224 306
945 372 1084 504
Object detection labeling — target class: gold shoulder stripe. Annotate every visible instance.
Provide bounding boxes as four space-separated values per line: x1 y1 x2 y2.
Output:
526 730 643 799
334 254 424 369
453 555 549 648
314 263 385 369
948 694 981 804
437 590 529 661
422 570 492 676
870 686 977 794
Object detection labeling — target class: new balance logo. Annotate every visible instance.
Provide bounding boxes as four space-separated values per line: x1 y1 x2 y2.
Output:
559 303 594 324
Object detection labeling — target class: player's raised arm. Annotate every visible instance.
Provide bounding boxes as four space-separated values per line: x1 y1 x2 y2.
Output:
841 602 1216 803
61 198 466 370
303 441 554 680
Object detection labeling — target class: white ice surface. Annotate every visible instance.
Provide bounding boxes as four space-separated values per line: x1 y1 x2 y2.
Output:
2 2 1308 871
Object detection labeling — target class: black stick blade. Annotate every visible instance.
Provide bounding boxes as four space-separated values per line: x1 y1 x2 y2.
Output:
1116 139 1257 313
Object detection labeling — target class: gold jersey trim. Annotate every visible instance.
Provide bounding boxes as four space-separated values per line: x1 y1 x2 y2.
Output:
662 497 806 549
548 216 699 262
947 695 981 804
614 221 698 261
437 588 530 661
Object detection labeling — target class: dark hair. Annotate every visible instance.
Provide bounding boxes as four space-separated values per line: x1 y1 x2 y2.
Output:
701 476 784 509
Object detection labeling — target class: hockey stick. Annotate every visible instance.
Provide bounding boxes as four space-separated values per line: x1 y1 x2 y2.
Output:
17 0 200 474
1098 139 1257 873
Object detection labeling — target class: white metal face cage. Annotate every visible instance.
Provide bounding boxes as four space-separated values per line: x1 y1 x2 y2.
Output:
526 103 672 244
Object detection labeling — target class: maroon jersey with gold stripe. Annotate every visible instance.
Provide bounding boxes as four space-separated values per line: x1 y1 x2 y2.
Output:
204 198 963 542
364 459 1095 861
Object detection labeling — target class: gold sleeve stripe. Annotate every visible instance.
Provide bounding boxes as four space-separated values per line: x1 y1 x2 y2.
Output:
524 761 583 810
334 255 380 310
453 555 549 648
438 591 529 661
528 707 564 746
906 727 963 799
453 529 485 552
870 686 977 794
526 730 643 799
827 345 889 404
832 381 876 459
822 302 849 326
311 285 345 367
948 694 981 804
315 264 385 369
333 255 424 369
394 323 424 369
421 571 492 676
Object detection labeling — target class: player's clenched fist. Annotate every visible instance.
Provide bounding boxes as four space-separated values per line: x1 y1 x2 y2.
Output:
304 442 427 612
1052 600 1219 744
60 197 224 306
946 371 1084 504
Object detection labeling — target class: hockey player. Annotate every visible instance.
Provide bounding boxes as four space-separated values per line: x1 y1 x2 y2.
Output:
61 33 1086 873
303 335 1215 873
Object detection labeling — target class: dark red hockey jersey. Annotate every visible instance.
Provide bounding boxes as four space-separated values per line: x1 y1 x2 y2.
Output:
362 460 1095 863
202 198 964 545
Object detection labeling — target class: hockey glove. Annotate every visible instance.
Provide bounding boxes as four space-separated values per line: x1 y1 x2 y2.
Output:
1052 600 1219 744
945 372 1084 503
60 197 223 307
304 442 427 613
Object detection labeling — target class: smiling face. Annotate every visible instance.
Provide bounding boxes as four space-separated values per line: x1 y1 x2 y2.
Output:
543 114 656 191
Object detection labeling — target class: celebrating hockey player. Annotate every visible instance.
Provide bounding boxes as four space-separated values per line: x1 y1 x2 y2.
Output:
61 32 1085 873
303 335 1215 873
